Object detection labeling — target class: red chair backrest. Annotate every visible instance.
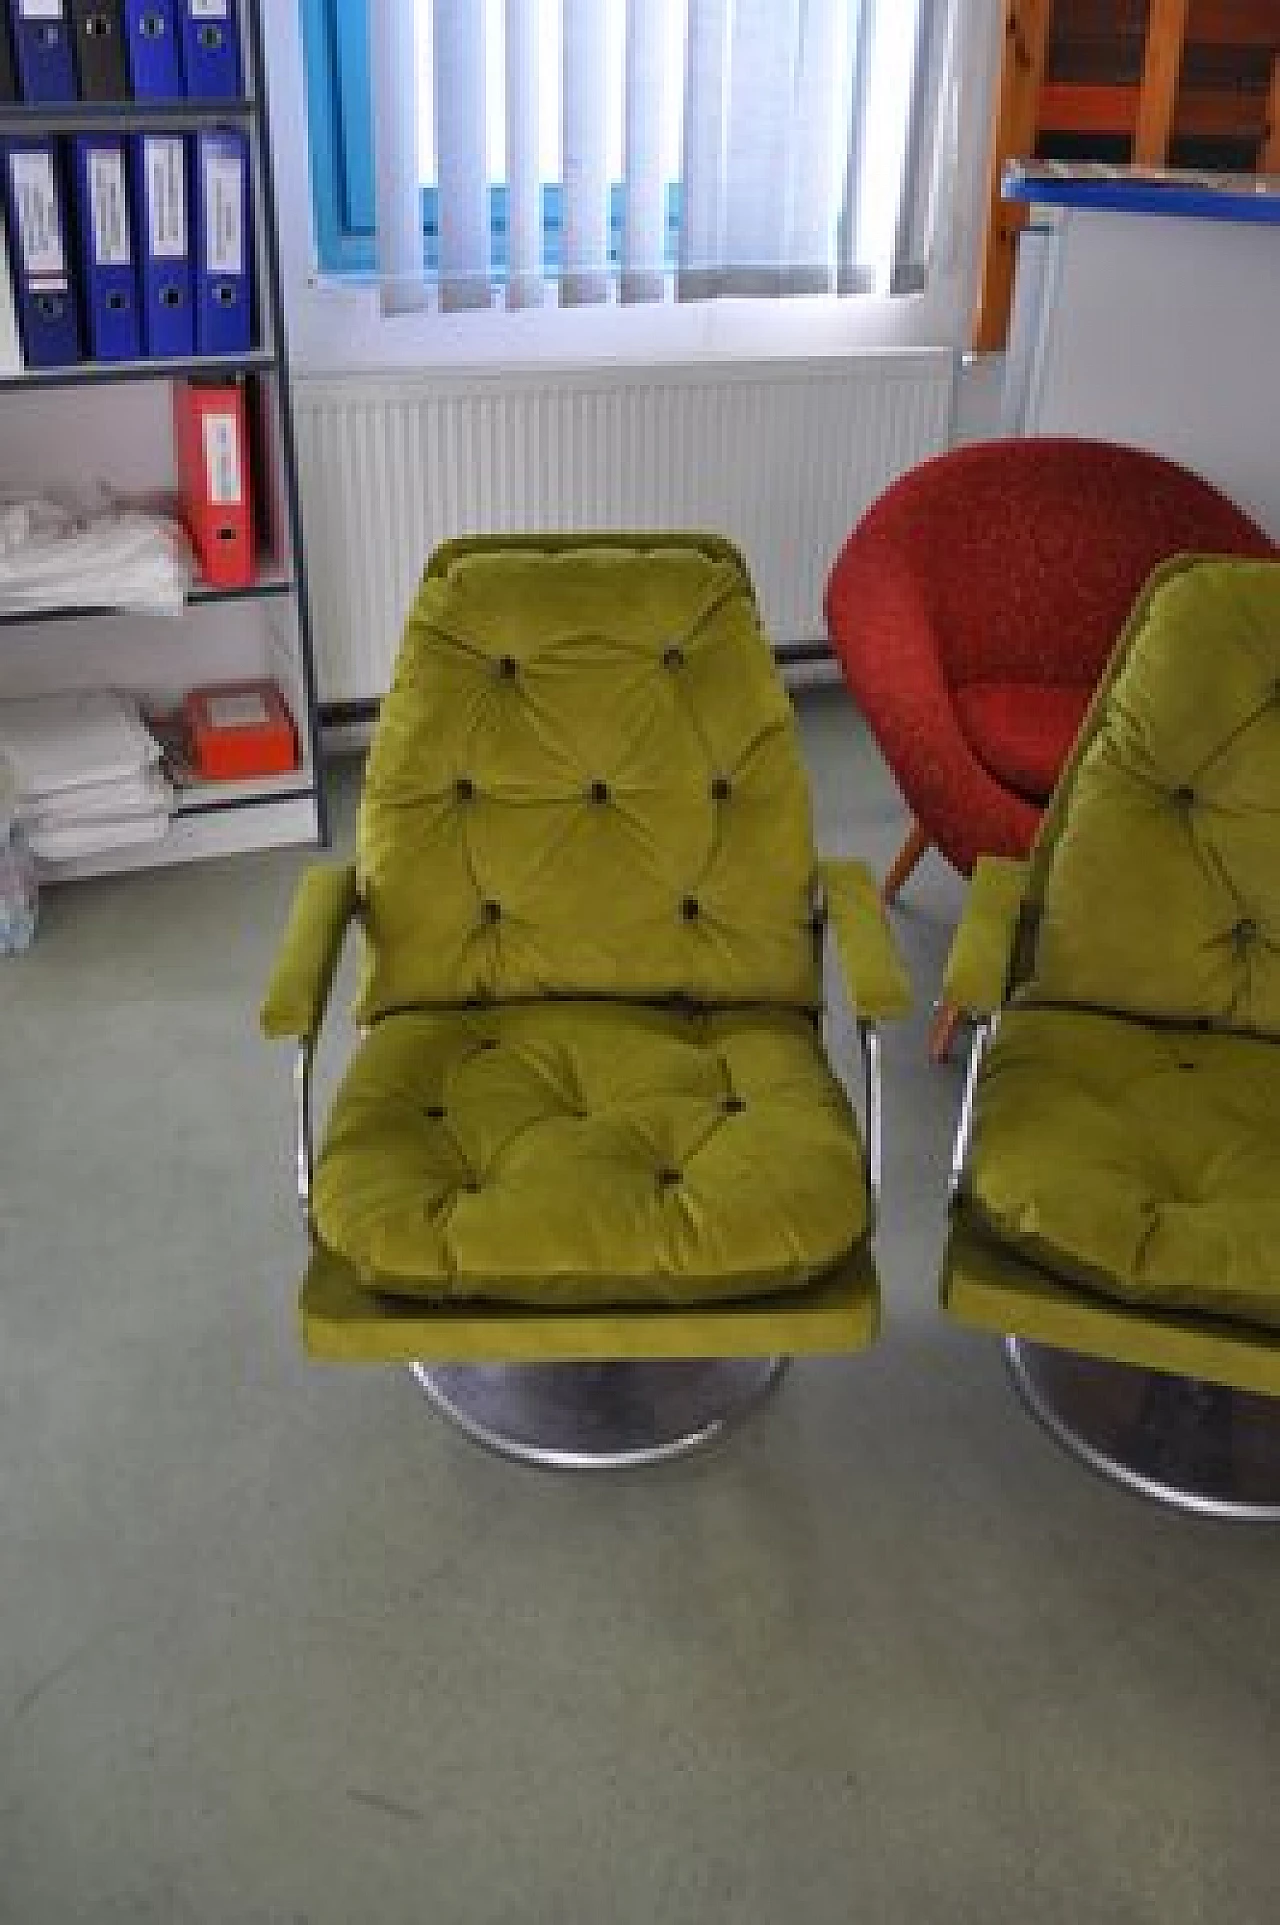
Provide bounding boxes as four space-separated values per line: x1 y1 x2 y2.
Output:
842 438 1274 687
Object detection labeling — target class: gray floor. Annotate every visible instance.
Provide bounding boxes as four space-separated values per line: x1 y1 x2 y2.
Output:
3 691 1278 1925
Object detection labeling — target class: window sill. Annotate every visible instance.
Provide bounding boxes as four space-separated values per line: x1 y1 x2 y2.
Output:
288 269 972 377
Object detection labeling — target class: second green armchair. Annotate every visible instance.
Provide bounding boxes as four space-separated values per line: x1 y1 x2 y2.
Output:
942 555 1280 1519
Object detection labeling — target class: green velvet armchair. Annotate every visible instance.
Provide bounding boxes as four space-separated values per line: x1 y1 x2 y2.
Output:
943 555 1280 1518
262 533 910 1466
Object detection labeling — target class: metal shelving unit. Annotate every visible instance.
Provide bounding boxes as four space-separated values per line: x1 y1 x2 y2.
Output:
0 100 258 132
0 348 277 391
0 1 327 877
0 568 295 627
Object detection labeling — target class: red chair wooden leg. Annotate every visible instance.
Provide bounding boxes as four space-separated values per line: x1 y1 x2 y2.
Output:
929 1001 964 1064
883 821 930 903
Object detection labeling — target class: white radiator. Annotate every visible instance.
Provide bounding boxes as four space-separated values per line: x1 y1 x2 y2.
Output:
293 353 955 705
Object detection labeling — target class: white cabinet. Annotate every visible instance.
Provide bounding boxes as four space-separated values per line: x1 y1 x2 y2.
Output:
1002 163 1280 545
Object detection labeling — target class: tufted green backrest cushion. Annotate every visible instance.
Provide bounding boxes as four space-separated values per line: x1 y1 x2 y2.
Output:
355 534 821 1021
1013 556 1280 1036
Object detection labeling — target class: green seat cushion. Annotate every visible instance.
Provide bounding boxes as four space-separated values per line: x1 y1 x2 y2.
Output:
313 1001 867 1307
355 536 821 1024
1016 558 1280 1036
965 1006 1280 1330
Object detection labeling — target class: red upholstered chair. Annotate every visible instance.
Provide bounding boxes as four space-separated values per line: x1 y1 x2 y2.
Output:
824 437 1274 1054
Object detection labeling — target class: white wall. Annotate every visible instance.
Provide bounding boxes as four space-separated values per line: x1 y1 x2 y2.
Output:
260 0 1006 383
953 351 1006 444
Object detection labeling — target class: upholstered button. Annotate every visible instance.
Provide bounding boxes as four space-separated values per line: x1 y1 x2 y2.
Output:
711 776 732 801
497 654 518 680
476 1037 499 1050
481 900 502 925
656 1167 681 1189
1234 917 1258 942
454 776 475 802
425 1103 447 1120
589 779 610 804
680 896 700 922
662 644 684 669
722 1094 746 1115
1173 784 1195 806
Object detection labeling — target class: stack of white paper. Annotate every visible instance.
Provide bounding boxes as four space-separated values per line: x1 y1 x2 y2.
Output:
0 498 194 617
0 691 173 863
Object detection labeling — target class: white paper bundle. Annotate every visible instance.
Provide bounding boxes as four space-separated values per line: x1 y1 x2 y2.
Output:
0 691 173 863
0 497 194 617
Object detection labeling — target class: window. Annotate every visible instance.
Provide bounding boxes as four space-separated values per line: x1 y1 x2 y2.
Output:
300 1 960 316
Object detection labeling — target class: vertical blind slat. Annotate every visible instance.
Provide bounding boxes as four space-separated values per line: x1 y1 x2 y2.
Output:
857 0 927 293
505 0 544 309
894 0 958 290
677 0 730 300
785 0 850 295
838 0 876 292
621 0 675 304
435 1 492 309
371 0 426 314
561 0 610 305
718 0 795 296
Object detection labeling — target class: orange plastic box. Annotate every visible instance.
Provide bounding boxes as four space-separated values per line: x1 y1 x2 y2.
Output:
183 680 298 781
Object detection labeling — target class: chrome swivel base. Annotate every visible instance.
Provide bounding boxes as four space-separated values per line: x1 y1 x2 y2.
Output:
410 1357 788 1470
1006 1339 1280 1522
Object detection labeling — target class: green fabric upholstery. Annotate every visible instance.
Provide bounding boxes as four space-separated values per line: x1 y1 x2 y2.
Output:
942 857 1028 1016
962 1006 1280 1329
819 858 912 1019
942 1216 1280 1398
356 535 820 1022
313 1000 866 1306
262 533 907 1338
947 555 1280 1365
260 862 358 1043
1016 558 1280 1037
300 1237 880 1364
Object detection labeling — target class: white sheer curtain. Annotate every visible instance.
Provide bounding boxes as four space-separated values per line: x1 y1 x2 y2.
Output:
370 0 960 314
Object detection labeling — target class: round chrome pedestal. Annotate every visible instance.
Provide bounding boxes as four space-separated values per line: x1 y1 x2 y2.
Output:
1005 1339 1280 1521
410 1357 788 1469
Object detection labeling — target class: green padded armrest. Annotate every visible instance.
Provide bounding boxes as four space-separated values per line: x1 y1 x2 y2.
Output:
260 862 359 1042
942 857 1028 1016
818 858 912 1020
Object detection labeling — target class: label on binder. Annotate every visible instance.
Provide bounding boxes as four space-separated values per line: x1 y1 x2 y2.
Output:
202 412 243 505
203 155 243 276
207 691 269 731
146 139 188 259
19 3 66 19
10 151 65 277
89 151 131 268
189 1 229 14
